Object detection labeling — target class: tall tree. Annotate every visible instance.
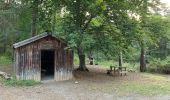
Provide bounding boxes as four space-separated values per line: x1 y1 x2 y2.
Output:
137 0 163 72
31 0 39 36
60 0 104 71
140 0 148 72
0 0 18 55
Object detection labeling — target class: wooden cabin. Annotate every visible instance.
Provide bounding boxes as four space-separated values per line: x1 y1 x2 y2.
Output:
13 32 73 81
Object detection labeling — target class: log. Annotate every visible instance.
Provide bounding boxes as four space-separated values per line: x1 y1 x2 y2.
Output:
0 71 12 80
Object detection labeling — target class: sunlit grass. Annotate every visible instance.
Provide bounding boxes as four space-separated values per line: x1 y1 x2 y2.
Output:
116 73 170 95
118 81 170 95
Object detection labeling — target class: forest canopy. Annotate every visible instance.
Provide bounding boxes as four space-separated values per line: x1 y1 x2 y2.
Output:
1 0 170 72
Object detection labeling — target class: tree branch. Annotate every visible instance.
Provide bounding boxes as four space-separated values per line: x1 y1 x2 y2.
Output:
82 14 95 31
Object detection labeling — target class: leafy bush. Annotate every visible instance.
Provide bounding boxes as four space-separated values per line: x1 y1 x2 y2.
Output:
148 57 170 74
0 78 40 86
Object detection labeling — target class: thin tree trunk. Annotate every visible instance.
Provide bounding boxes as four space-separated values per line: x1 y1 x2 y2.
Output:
31 0 39 37
140 47 146 72
119 52 123 68
77 48 88 71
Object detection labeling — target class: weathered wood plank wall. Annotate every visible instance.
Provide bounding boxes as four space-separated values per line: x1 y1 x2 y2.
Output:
55 49 73 81
14 36 73 81
15 43 41 81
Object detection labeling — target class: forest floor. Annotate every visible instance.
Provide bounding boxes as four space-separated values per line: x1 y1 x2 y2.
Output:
0 65 170 100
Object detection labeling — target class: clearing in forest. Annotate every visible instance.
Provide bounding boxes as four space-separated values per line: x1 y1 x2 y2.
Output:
0 65 170 100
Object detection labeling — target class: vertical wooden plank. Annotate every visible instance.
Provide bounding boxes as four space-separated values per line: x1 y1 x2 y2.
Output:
38 47 41 81
15 49 19 79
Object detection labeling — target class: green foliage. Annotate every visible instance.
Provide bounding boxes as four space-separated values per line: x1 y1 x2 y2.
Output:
148 57 170 74
0 78 40 86
146 16 170 60
0 1 18 55
74 53 79 65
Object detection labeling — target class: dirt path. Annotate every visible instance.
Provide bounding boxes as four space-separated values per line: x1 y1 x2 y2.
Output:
0 65 13 75
1 81 170 100
0 65 170 100
0 84 64 100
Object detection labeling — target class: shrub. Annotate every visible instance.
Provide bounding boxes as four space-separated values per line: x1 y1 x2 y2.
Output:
148 57 170 74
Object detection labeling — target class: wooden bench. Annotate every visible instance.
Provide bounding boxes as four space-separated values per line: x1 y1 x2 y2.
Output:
107 66 127 76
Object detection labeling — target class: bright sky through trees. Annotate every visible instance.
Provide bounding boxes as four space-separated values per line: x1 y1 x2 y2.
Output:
161 0 170 7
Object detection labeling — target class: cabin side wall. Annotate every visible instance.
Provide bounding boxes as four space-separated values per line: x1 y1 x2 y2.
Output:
15 43 41 81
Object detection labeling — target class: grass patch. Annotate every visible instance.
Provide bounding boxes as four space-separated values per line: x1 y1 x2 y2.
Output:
142 73 168 81
92 73 170 95
116 73 170 95
0 77 40 86
73 53 138 72
0 56 12 65
97 60 139 71
118 81 170 95
97 60 116 68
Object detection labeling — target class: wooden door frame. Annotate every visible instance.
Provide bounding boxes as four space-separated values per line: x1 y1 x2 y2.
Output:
40 49 55 80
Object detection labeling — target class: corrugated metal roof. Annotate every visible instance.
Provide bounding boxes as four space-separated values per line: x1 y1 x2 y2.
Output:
13 32 66 48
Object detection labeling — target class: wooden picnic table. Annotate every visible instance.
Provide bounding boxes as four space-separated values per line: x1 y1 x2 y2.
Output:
107 66 128 76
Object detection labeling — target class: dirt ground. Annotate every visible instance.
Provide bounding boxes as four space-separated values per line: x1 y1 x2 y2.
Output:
0 65 170 100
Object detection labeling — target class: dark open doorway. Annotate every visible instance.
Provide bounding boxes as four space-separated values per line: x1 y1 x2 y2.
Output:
41 50 55 80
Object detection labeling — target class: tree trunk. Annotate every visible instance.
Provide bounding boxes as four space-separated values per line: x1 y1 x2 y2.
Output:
77 48 88 71
31 0 39 37
119 52 123 68
140 47 146 72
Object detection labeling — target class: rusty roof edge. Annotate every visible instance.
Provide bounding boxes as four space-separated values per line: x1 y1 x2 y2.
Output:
13 32 66 49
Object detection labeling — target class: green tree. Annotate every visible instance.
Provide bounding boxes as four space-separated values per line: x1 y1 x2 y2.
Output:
136 0 164 72
0 0 19 55
58 0 104 71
